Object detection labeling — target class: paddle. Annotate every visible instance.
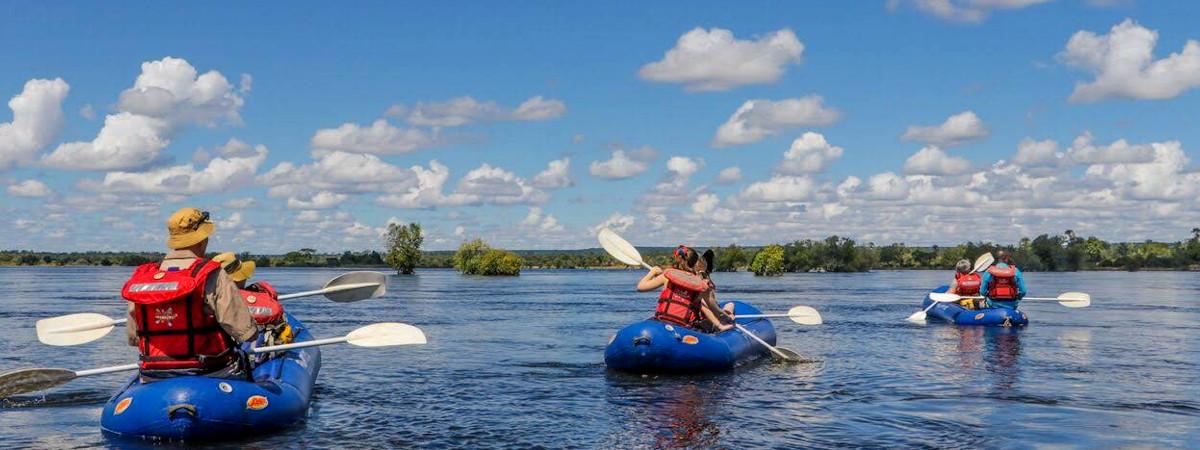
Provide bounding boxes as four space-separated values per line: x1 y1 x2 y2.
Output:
35 271 390 346
905 253 994 323
734 306 824 325
927 291 1091 308
1 322 426 397
596 228 805 362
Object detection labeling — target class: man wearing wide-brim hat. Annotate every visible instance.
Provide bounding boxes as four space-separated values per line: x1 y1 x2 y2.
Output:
121 207 258 378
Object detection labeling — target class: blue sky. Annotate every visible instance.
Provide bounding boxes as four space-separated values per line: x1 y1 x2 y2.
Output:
2 1 1199 252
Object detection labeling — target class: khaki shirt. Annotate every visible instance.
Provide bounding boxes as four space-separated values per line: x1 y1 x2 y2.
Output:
126 249 258 346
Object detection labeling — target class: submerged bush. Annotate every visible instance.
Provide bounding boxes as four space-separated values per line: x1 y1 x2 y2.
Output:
454 238 522 276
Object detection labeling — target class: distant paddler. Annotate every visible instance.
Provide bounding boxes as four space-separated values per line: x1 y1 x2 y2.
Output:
980 250 1027 310
121 208 258 379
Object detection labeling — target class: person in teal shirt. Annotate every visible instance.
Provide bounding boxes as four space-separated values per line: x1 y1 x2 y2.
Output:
978 250 1027 310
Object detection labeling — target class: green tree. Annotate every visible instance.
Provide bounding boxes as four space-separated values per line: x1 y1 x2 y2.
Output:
453 238 522 276
750 244 785 276
384 222 423 275
714 244 748 271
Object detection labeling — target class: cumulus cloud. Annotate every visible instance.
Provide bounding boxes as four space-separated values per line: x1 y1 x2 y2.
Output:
287 191 348 209
310 119 439 155
1011 138 1065 168
738 176 816 203
7 179 53 197
1084 140 1198 201
716 166 743 184
589 212 636 235
1060 19 1200 102
521 207 564 232
777 132 844 174
590 148 656 179
398 95 566 127
531 157 572 189
712 97 840 147
903 146 973 175
1067 131 1155 164
639 156 704 206
901 110 989 147
224 197 256 209
375 161 547 208
638 27 804 91
891 0 1053 24
0 78 69 170
81 142 268 194
864 172 911 200
691 193 720 215
43 57 245 171
259 151 417 201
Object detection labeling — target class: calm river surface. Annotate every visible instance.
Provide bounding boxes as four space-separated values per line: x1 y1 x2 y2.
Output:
1 267 1197 449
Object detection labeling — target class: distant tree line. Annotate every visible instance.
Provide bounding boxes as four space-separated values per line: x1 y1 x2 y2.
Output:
4 228 1198 273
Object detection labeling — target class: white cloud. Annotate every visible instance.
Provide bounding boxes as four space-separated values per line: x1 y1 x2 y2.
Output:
738 176 816 203
79 103 96 120
521 207 564 232
82 143 268 194
716 166 743 184
43 57 245 171
0 78 69 170
531 157 572 189
259 150 416 197
400 95 566 127
638 27 804 91
778 132 844 174
639 156 704 207
692 193 720 215
220 212 244 229
375 161 547 208
865 172 910 200
1083 140 1197 201
893 0 1053 24
590 149 652 179
116 57 245 126
901 110 989 147
1067 132 1155 164
287 191 348 209
1061 19 1200 102
589 212 636 235
7 179 53 197
666 156 702 178
712 97 840 147
310 119 439 155
296 210 321 222
1011 138 1065 167
903 146 973 175
224 197 256 209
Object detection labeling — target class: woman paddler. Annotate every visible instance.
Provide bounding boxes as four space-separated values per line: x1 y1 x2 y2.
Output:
636 245 736 333
213 252 294 349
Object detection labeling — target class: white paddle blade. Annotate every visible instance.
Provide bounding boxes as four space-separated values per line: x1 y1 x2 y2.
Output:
927 292 967 303
786 306 823 325
0 368 76 397
36 313 117 346
1058 292 1091 308
905 311 928 323
597 228 644 267
323 271 388 303
973 252 995 273
345 323 427 347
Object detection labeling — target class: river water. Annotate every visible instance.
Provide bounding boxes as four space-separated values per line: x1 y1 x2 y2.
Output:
0 267 1197 449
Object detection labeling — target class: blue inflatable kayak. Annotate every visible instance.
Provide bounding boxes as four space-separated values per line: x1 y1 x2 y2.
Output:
100 313 321 441
605 301 776 373
922 286 1029 327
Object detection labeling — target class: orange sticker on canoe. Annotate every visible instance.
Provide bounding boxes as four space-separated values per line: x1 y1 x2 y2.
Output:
681 335 699 345
246 395 269 410
114 397 132 415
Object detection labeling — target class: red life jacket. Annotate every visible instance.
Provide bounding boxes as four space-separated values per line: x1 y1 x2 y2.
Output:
121 259 235 371
654 269 708 327
954 272 981 296
240 281 284 325
986 265 1019 300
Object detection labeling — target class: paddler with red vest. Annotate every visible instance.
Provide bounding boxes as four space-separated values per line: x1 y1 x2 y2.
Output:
979 250 1027 310
121 208 258 379
212 252 295 348
949 259 984 310
636 245 735 333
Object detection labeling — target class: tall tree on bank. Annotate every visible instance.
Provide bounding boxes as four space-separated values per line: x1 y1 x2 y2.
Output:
385 222 423 275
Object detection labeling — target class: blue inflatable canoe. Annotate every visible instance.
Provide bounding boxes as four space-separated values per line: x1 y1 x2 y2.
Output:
921 286 1029 327
605 301 776 373
100 313 321 441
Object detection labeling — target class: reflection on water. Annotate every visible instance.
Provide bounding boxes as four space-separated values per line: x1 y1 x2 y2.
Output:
0 267 1198 448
